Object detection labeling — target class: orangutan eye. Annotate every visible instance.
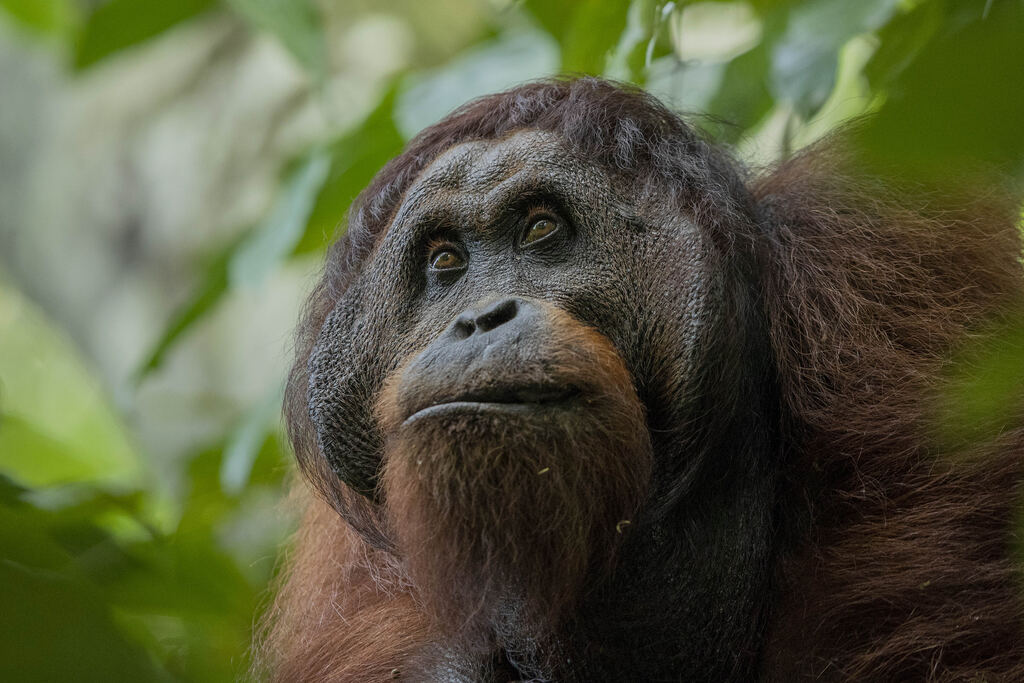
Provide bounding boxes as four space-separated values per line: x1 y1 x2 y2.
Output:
429 248 466 271
522 217 559 246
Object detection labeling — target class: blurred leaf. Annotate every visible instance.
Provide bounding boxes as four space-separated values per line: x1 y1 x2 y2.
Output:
0 562 166 682
229 150 330 289
0 0 78 39
938 311 1024 447
219 384 283 495
140 87 403 376
226 0 326 77
135 233 240 377
74 0 216 69
559 0 633 74
858 0 1024 178
0 285 141 487
704 41 773 142
646 55 726 114
0 413 101 485
605 0 675 84
394 30 559 139
0 503 167 682
769 0 898 118
107 532 253 618
863 0 944 90
297 86 406 253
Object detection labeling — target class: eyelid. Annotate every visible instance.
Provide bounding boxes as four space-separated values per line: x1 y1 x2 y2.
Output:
520 207 563 247
426 237 467 272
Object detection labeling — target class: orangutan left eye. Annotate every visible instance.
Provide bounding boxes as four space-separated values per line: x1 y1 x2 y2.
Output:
522 217 559 246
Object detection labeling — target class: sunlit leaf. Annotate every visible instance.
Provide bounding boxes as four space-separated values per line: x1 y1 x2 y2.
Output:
225 0 326 77
768 0 898 118
605 0 676 84
0 0 78 39
74 0 216 69
0 413 101 486
0 286 141 487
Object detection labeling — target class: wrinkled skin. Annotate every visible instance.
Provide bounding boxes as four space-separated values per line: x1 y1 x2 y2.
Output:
305 131 776 680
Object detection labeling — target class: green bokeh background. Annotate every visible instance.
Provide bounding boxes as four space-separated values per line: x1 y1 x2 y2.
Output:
0 0 1021 680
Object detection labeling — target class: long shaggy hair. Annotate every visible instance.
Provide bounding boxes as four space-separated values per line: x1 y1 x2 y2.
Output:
256 78 1024 681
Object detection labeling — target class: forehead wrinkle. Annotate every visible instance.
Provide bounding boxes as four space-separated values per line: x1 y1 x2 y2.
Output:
385 131 575 239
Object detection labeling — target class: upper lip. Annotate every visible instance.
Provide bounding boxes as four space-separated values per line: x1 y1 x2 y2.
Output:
449 383 580 405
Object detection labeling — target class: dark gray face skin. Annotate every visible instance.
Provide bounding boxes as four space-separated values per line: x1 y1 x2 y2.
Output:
308 131 713 497
307 131 776 680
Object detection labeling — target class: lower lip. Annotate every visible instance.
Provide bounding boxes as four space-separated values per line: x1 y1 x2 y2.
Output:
402 400 562 427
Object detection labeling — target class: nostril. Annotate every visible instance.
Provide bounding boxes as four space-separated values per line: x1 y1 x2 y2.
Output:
475 298 518 333
452 316 475 340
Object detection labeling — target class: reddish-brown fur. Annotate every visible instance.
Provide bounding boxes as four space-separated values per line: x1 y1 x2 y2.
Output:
255 79 1024 681
259 490 431 681
756 148 1024 680
378 309 651 644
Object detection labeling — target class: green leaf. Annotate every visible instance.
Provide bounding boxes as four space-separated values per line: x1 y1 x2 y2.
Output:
563 0 634 75
0 285 141 487
0 413 100 485
605 0 675 84
526 0 632 75
0 0 78 39
229 150 330 289
938 311 1024 448
139 88 403 376
219 384 283 495
769 0 898 118
296 86 406 254
858 0 1024 178
704 41 773 142
394 30 559 140
863 0 945 90
134 235 238 378
139 149 328 377
74 0 217 69
225 0 326 77
0 505 167 683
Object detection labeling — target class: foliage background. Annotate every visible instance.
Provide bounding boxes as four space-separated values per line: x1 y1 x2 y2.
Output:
0 0 1021 680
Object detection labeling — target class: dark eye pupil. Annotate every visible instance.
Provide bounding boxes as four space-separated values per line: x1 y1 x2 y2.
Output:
525 218 557 244
431 250 462 270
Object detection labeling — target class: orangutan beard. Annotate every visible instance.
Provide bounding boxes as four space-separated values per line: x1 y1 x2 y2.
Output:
378 344 652 643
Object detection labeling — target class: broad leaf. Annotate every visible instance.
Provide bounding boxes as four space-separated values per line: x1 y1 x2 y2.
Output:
0 0 78 39
74 0 216 69
296 87 406 254
768 0 898 119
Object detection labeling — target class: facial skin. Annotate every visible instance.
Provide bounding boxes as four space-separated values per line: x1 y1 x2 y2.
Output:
308 130 714 499
304 130 769 678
